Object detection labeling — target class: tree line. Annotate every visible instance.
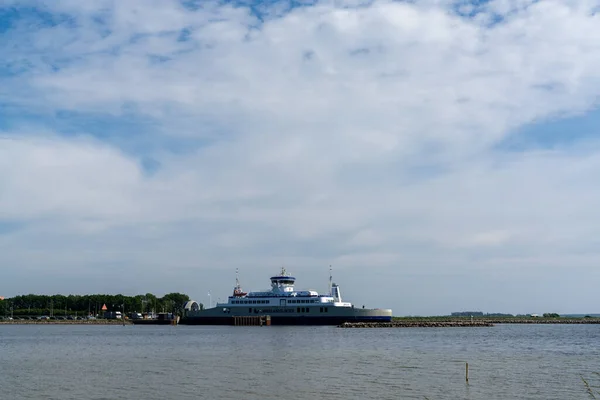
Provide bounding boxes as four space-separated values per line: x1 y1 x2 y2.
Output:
0 293 198 317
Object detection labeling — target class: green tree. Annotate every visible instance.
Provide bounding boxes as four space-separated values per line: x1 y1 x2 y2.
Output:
543 313 560 318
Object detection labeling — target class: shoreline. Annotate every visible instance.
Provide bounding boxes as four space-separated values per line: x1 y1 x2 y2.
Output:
2 317 599 327
0 320 133 325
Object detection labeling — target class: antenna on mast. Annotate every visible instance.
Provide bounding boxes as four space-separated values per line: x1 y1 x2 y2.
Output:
329 265 333 295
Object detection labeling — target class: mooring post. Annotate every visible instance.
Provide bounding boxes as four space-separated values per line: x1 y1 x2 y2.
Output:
465 362 469 383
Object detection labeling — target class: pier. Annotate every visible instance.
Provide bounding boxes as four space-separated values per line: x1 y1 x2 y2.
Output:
233 315 271 326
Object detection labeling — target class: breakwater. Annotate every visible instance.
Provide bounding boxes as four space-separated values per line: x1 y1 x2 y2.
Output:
483 318 600 324
339 318 600 328
339 321 494 328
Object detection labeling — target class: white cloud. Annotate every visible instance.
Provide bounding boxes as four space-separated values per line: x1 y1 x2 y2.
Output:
2 0 600 314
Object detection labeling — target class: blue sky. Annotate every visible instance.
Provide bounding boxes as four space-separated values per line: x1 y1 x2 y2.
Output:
2 0 600 315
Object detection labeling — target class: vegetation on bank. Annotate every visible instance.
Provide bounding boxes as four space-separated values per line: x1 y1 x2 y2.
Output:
0 293 197 317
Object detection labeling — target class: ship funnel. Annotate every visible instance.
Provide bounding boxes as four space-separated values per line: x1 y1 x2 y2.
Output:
331 283 342 302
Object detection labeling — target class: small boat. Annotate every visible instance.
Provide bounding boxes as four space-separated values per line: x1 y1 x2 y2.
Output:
232 269 248 297
130 312 179 325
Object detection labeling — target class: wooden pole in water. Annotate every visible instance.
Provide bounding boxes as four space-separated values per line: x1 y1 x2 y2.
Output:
465 362 469 383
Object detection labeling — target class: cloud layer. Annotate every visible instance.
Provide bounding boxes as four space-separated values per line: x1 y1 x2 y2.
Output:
2 0 600 314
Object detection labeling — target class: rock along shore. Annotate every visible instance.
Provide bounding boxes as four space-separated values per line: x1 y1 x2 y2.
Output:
483 318 600 324
339 318 600 328
339 321 494 328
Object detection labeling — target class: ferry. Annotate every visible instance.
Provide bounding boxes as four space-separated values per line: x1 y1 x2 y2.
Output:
180 268 392 325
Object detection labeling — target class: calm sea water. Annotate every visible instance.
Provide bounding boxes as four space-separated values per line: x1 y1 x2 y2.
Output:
0 324 598 399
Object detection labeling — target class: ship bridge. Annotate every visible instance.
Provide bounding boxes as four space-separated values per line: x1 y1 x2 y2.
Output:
270 267 296 294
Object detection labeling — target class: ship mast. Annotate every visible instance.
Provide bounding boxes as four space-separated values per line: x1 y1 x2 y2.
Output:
329 265 333 295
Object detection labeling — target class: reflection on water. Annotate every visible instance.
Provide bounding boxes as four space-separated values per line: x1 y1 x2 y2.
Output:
0 324 598 400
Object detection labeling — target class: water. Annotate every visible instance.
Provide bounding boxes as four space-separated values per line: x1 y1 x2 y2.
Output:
1 324 598 399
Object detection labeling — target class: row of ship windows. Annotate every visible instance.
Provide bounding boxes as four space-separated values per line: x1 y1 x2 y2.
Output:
232 299 319 304
234 300 270 304
245 307 330 313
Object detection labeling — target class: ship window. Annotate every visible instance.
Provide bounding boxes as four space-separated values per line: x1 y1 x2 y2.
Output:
320 307 323 312
306 308 309 313
297 307 300 313
325 308 328 312
249 308 252 313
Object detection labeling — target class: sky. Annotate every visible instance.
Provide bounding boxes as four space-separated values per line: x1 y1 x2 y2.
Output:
1 0 600 316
